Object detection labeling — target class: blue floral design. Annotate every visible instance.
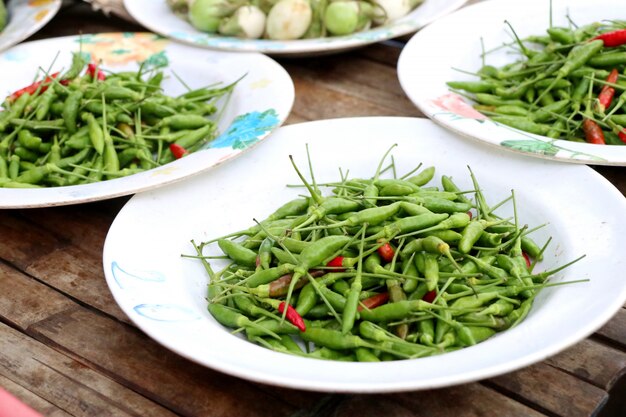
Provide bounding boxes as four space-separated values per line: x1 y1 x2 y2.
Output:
111 261 166 289
501 139 559 157
207 109 279 149
3 49 28 62
133 304 201 322
142 50 169 69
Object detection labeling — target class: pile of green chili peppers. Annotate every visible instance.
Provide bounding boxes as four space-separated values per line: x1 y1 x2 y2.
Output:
192 150 583 362
0 52 237 188
447 19 626 144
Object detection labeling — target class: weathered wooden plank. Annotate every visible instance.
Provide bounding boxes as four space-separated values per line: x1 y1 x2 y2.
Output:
29 306 316 417
488 362 608 417
287 55 406 97
356 42 403 67
0 262 74 330
595 308 626 349
284 61 421 118
0 375 71 417
333 384 546 417
288 76 419 123
546 338 626 391
26 245 129 323
0 322 177 417
18 205 113 259
0 212 64 270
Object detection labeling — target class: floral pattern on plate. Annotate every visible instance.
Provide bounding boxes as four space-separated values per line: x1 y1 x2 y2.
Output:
428 93 606 162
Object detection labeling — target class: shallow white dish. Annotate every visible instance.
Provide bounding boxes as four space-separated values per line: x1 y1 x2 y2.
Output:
103 117 626 392
0 33 294 208
398 0 626 165
124 0 468 56
0 0 61 53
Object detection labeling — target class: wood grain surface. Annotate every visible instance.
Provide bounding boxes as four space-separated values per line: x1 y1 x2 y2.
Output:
0 1 625 417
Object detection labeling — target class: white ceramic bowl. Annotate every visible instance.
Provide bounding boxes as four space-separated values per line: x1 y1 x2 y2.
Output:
103 117 626 392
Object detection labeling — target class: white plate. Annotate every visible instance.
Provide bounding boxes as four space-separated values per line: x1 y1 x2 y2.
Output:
0 33 294 208
103 117 626 392
0 0 61 53
124 0 468 56
398 0 626 166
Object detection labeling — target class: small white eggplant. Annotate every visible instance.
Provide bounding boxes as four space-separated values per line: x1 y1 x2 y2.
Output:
266 0 313 40
372 0 411 25
219 5 267 38
324 1 377 36
303 0 327 39
189 0 242 33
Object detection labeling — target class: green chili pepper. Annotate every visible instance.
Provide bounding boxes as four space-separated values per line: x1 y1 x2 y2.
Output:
491 116 551 136
0 154 7 178
458 221 485 253
464 254 509 281
17 130 42 151
62 90 83 134
63 52 87 79
355 347 380 362
406 166 435 186
0 93 31 131
547 27 575 45
588 52 626 67
270 247 299 265
35 88 56 121
446 80 500 93
434 298 452 344
521 236 544 260
474 93 528 107
86 113 105 155
359 299 443 322
218 239 258 267
367 213 449 241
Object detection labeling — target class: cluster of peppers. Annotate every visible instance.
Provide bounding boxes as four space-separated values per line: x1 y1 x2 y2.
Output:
447 22 626 144
193 151 582 362
0 52 236 188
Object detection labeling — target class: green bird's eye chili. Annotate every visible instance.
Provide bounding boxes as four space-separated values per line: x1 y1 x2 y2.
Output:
190 148 586 361
0 52 240 188
446 18 626 144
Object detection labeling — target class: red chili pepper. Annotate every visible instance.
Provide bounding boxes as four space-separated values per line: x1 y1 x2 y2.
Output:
596 69 619 113
466 211 473 220
377 242 395 263
422 290 437 303
581 119 606 144
592 29 626 47
278 302 306 332
357 292 389 311
169 143 189 159
619 129 626 144
522 252 531 268
86 63 106 81
8 72 60 102
327 256 344 268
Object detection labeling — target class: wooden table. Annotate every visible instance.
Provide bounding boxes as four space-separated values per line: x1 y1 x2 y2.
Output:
2 2 626 416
